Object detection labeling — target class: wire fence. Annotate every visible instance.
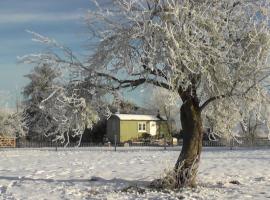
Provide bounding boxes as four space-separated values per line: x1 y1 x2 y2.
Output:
0 138 268 151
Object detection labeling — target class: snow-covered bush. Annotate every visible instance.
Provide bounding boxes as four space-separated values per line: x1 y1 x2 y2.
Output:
0 109 27 138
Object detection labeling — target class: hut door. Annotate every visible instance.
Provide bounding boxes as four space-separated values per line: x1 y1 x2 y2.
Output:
150 121 157 136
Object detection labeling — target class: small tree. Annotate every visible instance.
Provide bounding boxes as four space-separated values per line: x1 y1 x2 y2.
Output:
86 0 270 187
239 105 270 145
240 113 262 145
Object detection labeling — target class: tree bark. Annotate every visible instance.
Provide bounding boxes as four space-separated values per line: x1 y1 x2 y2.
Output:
174 99 203 188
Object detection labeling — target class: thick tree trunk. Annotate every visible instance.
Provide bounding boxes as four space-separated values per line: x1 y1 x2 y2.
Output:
174 99 203 188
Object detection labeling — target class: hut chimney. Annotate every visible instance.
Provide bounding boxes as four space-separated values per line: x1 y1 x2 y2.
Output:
116 107 120 114
157 109 161 118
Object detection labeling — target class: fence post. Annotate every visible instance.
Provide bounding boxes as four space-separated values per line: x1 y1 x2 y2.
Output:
164 137 167 150
114 135 117 152
229 139 233 150
55 142 58 152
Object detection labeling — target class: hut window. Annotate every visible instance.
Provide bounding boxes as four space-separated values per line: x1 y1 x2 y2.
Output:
138 122 146 132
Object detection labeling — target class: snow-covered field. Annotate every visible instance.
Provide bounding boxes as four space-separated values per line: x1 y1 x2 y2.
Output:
0 148 270 200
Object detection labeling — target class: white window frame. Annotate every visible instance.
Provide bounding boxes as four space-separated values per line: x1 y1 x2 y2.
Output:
138 122 146 132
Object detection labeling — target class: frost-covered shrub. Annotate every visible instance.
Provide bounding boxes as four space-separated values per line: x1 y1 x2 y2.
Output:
0 109 26 138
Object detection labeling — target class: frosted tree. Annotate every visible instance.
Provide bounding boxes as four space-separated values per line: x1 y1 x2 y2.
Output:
0 92 26 138
144 87 180 136
86 0 270 187
19 32 100 146
0 109 27 138
22 64 61 141
239 104 270 145
36 85 99 145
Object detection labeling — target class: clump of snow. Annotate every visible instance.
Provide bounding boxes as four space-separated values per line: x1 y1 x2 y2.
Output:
0 148 270 199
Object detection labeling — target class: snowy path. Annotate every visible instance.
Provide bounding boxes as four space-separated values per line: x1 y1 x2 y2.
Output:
0 148 270 199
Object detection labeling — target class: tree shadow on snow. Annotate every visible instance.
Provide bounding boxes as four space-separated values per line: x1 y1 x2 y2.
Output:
0 175 150 187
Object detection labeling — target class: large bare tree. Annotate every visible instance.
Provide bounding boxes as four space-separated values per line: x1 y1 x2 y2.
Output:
86 0 270 187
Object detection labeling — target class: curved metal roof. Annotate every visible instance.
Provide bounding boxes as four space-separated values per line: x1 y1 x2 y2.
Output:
113 114 163 121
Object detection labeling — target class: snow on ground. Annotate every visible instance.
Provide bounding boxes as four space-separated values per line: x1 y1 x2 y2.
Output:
0 147 270 200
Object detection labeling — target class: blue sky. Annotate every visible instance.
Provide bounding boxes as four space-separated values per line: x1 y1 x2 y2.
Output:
0 0 90 107
0 0 147 108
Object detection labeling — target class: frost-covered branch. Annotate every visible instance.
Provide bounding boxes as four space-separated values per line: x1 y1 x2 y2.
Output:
38 86 99 145
20 33 103 145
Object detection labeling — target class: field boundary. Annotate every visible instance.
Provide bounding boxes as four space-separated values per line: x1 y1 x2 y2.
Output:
0 138 269 151
0 137 16 148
